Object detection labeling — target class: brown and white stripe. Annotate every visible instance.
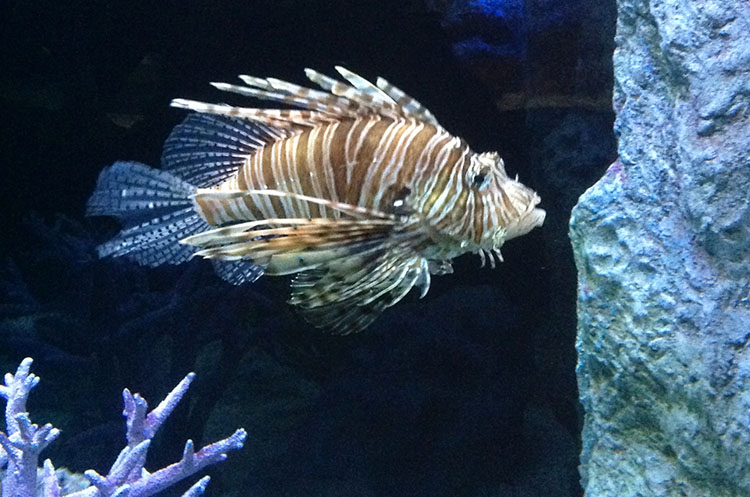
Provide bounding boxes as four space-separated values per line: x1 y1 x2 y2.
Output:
190 115 473 241
89 66 544 334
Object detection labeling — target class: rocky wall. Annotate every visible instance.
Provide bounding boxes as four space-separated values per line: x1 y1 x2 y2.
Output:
570 0 749 495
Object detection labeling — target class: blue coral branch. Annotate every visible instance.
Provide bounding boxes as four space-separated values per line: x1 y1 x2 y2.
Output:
1 358 61 497
2 358 40 438
0 358 246 497
42 459 63 497
181 476 211 497
141 372 196 441
119 429 247 497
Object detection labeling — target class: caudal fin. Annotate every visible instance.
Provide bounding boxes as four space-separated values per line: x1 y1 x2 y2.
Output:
86 161 207 266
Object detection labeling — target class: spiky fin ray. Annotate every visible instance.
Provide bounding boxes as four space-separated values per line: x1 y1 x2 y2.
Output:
209 82 355 117
170 99 332 129
334 66 394 103
170 67 445 129
303 69 402 116
375 76 439 126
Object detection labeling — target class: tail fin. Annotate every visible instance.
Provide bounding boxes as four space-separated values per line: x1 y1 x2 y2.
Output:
86 161 207 266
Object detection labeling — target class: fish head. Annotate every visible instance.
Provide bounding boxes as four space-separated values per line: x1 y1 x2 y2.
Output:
413 150 544 256
468 151 545 251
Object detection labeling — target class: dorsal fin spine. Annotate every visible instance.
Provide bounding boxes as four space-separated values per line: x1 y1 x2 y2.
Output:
171 67 444 130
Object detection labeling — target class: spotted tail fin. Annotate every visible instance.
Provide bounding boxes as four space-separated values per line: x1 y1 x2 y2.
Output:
86 161 207 266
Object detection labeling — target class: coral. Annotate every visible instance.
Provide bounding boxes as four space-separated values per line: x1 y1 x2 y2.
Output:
0 358 246 497
0 215 266 470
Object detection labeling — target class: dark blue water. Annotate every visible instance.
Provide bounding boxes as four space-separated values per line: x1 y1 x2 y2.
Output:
0 1 616 496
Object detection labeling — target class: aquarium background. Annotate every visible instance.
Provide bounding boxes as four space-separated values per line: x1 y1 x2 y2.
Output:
0 1 616 496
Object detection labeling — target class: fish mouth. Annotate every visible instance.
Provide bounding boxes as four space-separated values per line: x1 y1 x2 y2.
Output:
508 206 545 239
530 207 546 228
486 206 545 249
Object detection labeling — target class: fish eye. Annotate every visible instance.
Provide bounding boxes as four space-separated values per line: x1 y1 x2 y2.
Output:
469 166 491 191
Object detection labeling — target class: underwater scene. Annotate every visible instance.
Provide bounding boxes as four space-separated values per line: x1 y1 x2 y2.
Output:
2 1 748 497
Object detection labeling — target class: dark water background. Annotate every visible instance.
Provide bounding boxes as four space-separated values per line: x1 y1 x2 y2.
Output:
1 1 616 496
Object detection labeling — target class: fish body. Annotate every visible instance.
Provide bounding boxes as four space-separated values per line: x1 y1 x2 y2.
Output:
87 67 545 334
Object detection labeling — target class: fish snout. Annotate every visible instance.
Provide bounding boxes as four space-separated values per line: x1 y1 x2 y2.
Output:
503 205 545 242
531 207 546 228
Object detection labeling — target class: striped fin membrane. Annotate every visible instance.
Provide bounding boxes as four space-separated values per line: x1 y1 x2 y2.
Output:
182 188 400 271
184 216 429 335
290 245 430 335
161 113 278 187
181 187 432 334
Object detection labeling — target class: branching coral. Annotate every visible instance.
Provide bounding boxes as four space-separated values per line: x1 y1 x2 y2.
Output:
0 358 246 497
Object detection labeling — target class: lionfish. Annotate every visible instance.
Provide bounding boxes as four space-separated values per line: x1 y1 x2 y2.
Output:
87 67 545 334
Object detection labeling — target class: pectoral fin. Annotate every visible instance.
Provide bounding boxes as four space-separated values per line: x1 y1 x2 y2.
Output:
182 188 431 333
182 217 395 274
289 247 430 335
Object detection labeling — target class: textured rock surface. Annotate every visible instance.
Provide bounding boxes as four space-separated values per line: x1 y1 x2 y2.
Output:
570 0 750 495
